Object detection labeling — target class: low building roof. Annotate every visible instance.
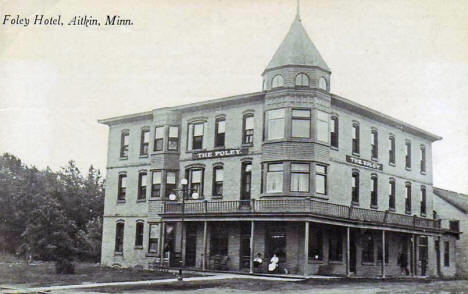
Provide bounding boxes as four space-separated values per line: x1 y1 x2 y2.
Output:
433 187 468 214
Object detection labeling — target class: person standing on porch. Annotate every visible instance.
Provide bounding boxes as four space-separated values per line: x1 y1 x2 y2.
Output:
398 252 409 275
268 254 279 273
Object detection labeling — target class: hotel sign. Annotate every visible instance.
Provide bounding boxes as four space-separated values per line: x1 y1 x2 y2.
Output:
192 148 248 160
346 155 383 171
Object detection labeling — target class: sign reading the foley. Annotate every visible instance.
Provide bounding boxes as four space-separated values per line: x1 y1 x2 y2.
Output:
346 155 383 171
192 148 248 160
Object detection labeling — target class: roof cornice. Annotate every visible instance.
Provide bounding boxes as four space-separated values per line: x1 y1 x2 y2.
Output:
331 94 442 142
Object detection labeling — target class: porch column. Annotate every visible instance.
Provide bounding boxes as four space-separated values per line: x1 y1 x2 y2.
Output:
249 221 255 274
202 221 208 271
304 221 309 276
160 221 166 267
346 227 350 277
381 230 386 278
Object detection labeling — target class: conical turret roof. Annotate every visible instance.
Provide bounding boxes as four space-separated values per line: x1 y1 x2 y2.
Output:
265 15 330 72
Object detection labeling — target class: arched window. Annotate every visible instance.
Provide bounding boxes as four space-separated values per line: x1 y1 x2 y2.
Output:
388 178 395 211
242 114 254 145
214 117 225 148
352 170 359 204
212 165 224 197
295 73 310 87
120 130 129 158
420 186 427 216
135 222 144 247
115 222 125 253
318 77 327 90
371 174 378 208
352 123 360 154
271 75 284 88
405 182 412 214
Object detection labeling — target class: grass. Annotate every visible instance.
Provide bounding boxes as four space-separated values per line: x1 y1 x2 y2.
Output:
0 256 189 287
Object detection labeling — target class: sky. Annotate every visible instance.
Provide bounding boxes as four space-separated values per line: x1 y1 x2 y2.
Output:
0 0 467 193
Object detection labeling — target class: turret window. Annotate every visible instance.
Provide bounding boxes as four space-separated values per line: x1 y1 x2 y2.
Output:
291 109 310 138
295 73 309 87
290 163 310 192
266 109 285 140
318 77 327 90
266 163 283 193
317 111 329 143
272 75 284 88
330 116 339 148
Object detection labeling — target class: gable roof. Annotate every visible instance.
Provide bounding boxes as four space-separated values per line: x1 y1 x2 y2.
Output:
433 187 468 214
264 15 330 73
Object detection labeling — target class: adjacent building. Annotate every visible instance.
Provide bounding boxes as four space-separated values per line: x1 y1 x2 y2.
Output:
99 10 460 277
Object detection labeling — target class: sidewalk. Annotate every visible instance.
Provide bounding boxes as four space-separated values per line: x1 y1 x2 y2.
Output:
1 272 305 294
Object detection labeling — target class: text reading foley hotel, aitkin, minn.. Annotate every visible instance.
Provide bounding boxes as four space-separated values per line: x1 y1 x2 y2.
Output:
2 14 133 27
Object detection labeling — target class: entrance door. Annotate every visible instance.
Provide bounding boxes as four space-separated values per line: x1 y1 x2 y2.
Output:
239 222 251 269
241 162 252 201
350 232 357 273
266 224 286 265
418 236 428 276
435 240 441 276
184 223 197 267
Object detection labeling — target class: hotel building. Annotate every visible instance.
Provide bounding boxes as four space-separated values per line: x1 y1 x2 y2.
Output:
99 10 460 277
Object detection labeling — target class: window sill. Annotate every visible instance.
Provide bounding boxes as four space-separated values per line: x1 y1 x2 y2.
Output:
351 201 359 207
119 157 128 161
213 146 226 150
420 213 426 217
371 157 378 162
330 146 339 151
211 196 223 200
134 246 143 250
352 152 360 157
389 162 395 167
405 211 412 215
146 252 158 257
389 207 396 212
114 252 123 256
139 154 149 158
117 200 126 204
308 259 324 264
149 197 162 201
136 199 146 203
328 260 343 264
361 262 376 266
420 171 426 175
405 167 412 171
370 205 378 210
242 143 253 148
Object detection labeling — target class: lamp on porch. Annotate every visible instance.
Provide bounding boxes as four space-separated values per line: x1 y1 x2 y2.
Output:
168 178 199 281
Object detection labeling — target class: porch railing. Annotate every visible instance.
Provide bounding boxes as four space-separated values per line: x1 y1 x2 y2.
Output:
162 198 442 231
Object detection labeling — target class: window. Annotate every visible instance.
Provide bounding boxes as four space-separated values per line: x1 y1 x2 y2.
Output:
210 225 228 255
140 129 150 156
405 141 411 169
371 175 378 208
449 220 460 232
266 109 285 140
291 163 309 192
186 168 204 197
362 232 374 263
433 210 438 220
292 109 311 138
329 228 343 261
420 186 426 216
148 224 159 253
151 171 161 198
389 179 395 211
295 73 309 87
168 126 179 151
318 77 327 90
242 114 254 145
352 124 360 154
118 174 127 201
371 130 378 159
389 136 395 165
154 126 164 152
266 163 283 193
309 229 323 260
444 241 450 267
405 183 412 214
213 166 223 197
115 222 124 253
352 171 359 204
272 75 284 88
420 146 426 173
138 172 147 200
315 164 327 195
135 222 144 247
166 171 177 199
188 122 206 150
317 111 329 142
330 116 339 148
120 131 129 157
214 118 225 147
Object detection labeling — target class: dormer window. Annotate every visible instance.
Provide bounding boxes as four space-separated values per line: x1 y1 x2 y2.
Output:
318 77 327 90
295 73 309 87
272 75 284 88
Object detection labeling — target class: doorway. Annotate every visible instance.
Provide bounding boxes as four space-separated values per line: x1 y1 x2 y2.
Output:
239 222 251 269
184 223 197 267
266 224 286 265
350 231 357 273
